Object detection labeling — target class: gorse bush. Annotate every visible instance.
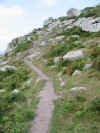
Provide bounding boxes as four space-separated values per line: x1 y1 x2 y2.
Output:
89 97 100 111
0 68 29 91
62 26 92 37
47 41 84 59
15 40 32 53
78 5 100 18
90 46 100 70
0 66 31 133
64 58 87 75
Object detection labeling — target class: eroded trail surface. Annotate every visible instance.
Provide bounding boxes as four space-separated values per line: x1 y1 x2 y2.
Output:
24 58 55 133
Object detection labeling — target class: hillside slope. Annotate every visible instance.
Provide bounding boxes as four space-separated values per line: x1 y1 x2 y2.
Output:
1 4 100 133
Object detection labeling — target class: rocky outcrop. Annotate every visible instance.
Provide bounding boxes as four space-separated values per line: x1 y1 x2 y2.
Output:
67 8 81 18
74 17 100 32
72 70 82 76
63 49 84 61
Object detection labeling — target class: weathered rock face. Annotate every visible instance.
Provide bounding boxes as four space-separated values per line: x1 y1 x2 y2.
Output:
63 49 84 61
67 8 81 18
74 17 100 32
6 33 33 54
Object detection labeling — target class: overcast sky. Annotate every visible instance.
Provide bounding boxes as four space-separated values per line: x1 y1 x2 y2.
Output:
0 0 99 52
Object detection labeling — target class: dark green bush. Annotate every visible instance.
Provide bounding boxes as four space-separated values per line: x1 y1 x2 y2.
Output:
89 98 100 111
90 46 100 70
62 26 92 37
65 58 87 75
77 5 100 18
0 65 31 133
58 16 67 22
15 40 32 53
47 41 84 59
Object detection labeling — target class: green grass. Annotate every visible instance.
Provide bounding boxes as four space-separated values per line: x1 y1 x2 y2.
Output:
77 5 100 19
50 69 100 133
0 59 45 133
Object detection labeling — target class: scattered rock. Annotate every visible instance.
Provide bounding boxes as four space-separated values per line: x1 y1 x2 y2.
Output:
54 57 60 63
60 81 65 87
63 49 84 61
39 41 47 46
71 35 80 38
58 72 63 77
72 70 81 76
83 63 92 70
63 19 75 26
55 36 65 41
12 89 20 94
70 87 87 95
0 89 6 93
0 61 8 66
0 65 17 72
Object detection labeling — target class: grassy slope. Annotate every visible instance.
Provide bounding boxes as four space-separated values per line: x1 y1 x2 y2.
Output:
30 26 100 132
2 5 100 133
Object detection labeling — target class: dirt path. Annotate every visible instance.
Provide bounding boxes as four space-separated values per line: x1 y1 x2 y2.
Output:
24 58 55 133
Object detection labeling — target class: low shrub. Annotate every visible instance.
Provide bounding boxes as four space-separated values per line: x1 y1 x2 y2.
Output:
46 41 84 59
77 5 100 18
0 65 30 133
89 98 100 111
90 46 100 70
64 58 87 75
15 40 32 53
62 26 92 37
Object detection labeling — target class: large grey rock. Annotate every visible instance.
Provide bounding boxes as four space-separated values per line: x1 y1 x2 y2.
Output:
63 19 75 26
39 41 47 46
55 36 64 41
70 87 87 96
0 65 17 72
12 89 20 94
0 89 6 93
74 17 100 32
54 57 60 63
60 81 65 87
67 8 81 18
72 70 81 76
0 61 8 66
83 63 92 70
63 49 84 61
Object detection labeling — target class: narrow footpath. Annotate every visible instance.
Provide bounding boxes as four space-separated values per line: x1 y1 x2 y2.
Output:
24 58 55 133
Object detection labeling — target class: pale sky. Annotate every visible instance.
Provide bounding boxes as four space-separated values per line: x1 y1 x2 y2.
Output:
0 0 99 52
